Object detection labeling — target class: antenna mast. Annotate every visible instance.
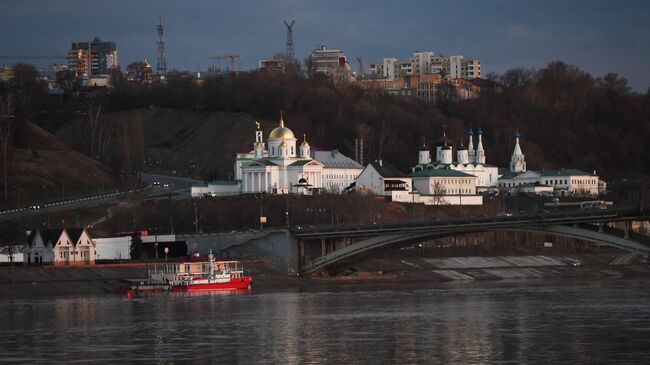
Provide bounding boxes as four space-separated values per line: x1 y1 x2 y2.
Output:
156 16 167 77
283 20 295 62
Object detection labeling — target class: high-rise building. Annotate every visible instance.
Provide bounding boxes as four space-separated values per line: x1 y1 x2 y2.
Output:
309 46 354 84
67 37 118 77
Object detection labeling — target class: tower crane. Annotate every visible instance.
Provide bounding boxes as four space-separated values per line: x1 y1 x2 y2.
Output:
208 54 241 72
0 55 66 60
357 57 364 77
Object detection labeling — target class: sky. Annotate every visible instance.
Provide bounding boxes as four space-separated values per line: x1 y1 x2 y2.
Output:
1 0 650 91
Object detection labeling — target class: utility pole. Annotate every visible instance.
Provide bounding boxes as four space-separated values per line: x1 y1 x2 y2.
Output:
285 195 290 228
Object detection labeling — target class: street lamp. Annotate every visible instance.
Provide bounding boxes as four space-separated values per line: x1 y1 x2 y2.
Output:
152 226 158 259
410 188 419 219
193 202 199 235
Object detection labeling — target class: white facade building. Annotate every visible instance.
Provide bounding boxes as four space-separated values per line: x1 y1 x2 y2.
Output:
94 236 131 260
311 150 364 193
448 55 464 79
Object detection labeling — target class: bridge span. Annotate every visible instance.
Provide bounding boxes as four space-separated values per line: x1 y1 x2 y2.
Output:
293 208 650 275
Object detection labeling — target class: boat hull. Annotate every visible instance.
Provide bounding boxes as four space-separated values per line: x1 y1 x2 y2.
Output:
171 277 252 292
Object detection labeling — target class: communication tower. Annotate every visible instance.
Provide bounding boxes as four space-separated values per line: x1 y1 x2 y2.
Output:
156 16 167 77
283 20 295 62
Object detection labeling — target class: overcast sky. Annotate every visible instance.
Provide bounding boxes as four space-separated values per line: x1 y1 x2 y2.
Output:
2 0 649 91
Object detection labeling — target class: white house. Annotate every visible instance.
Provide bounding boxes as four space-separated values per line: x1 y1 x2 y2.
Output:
355 161 411 197
24 228 96 266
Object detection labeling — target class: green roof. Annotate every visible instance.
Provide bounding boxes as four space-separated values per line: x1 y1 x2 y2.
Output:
208 180 239 185
498 168 523 179
244 159 278 167
289 159 314 166
410 168 476 178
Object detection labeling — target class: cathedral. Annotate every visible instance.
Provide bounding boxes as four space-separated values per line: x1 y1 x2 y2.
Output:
238 116 324 194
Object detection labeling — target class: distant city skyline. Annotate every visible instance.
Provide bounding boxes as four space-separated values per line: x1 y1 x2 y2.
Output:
1 0 649 91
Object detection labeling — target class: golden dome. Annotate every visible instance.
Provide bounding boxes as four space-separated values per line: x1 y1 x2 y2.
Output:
269 117 295 140
300 133 310 147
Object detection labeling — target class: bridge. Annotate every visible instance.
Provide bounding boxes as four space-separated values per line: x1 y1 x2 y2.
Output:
292 208 650 275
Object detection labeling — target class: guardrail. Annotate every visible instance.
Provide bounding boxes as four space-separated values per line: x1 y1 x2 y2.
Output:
0 186 152 216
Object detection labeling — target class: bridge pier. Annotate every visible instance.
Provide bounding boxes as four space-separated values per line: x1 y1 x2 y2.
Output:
598 222 604 233
321 238 326 256
299 240 305 269
624 221 630 239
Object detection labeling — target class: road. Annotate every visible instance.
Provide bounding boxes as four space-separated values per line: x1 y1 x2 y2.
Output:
0 173 202 221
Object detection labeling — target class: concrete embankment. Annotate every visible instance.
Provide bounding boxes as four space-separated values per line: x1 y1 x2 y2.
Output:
0 265 148 298
332 253 650 283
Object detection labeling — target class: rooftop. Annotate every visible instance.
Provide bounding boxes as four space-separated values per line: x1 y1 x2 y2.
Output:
311 150 363 169
410 168 476 178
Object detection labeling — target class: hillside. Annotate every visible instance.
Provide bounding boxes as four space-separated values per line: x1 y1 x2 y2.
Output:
92 62 650 183
4 120 121 208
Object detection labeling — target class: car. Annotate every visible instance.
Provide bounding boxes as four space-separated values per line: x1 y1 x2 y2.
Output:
496 212 513 217
29 205 41 210
163 183 170 189
152 181 161 187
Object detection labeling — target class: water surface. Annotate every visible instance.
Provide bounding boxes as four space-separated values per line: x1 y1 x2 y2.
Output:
1 280 649 364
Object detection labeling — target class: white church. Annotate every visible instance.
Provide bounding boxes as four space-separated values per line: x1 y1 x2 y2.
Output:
191 115 363 197
392 128 499 205
413 128 500 192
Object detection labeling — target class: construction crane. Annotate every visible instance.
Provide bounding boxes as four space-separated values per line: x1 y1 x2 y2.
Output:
208 54 241 72
0 55 66 60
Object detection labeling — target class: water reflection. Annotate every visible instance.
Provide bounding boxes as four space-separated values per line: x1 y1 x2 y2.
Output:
1 281 650 364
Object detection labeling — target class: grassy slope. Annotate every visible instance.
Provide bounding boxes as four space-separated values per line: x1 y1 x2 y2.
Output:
5 120 120 209
93 108 261 180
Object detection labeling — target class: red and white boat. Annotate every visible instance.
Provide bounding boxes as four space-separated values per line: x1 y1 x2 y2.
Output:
144 250 252 292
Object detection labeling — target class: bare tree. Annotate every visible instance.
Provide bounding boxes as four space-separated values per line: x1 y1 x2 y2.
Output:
433 181 448 205
85 91 114 161
0 221 22 265
0 91 16 200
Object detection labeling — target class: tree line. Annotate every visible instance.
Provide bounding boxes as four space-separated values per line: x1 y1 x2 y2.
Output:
2 60 649 186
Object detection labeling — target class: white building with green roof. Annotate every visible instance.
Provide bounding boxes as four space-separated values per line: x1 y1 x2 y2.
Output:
498 132 604 197
413 128 500 193
401 166 483 205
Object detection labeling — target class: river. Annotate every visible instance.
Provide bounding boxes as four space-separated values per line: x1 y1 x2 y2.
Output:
1 280 649 364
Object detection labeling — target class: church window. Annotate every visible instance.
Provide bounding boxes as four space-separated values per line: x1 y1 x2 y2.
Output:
272 147 275 155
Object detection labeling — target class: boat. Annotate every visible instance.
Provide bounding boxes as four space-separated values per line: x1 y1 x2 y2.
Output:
123 250 252 294
169 251 252 292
